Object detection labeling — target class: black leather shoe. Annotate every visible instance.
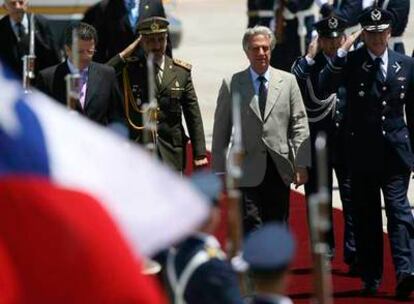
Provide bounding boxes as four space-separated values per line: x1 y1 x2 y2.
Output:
360 285 378 297
395 273 414 300
347 261 360 277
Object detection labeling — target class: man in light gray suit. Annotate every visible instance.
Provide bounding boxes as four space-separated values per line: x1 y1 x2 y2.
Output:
212 26 310 234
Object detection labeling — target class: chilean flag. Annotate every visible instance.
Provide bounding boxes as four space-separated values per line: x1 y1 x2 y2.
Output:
0 64 209 303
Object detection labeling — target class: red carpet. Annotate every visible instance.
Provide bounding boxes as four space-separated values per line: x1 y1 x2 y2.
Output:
286 191 408 304
184 144 411 303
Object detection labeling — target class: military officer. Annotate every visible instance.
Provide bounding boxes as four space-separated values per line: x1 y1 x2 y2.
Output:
319 7 414 299
365 0 410 54
240 223 295 304
108 17 208 172
291 16 357 272
157 172 243 304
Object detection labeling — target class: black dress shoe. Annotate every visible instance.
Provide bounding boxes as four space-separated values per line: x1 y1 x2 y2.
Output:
360 285 378 296
347 262 360 277
395 273 414 300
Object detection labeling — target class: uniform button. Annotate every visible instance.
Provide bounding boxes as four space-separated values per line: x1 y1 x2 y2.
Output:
382 86 387 91
405 135 409 139
360 83 364 87
335 122 340 127
381 116 386 121
382 101 387 106
350 132 354 136
336 110 340 114
382 130 386 135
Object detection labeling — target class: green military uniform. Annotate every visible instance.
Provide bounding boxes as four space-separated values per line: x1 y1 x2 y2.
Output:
108 50 206 171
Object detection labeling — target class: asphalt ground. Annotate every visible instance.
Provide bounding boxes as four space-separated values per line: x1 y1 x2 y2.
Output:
173 0 414 221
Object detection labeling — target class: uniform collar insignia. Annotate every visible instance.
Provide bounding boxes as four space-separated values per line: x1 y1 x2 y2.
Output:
392 62 401 73
362 61 372 72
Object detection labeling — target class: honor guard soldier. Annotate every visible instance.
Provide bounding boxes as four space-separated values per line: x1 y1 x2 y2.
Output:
108 17 208 172
247 0 276 28
291 16 357 273
319 7 414 299
241 223 295 304
270 0 316 71
157 172 243 304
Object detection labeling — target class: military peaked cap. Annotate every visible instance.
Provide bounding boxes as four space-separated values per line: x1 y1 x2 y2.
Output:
314 16 348 38
359 7 392 32
137 16 169 35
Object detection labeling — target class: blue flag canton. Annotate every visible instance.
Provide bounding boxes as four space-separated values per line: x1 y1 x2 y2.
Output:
0 96 50 177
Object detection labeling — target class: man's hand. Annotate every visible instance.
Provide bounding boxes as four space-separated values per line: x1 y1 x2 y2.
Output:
193 157 209 168
306 36 319 59
294 167 308 188
119 35 141 60
341 29 363 52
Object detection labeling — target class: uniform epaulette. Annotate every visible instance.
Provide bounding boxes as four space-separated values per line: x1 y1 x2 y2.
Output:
173 58 192 71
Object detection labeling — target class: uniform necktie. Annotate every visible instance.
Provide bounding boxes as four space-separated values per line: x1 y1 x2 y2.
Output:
154 63 162 88
374 57 385 83
258 75 267 119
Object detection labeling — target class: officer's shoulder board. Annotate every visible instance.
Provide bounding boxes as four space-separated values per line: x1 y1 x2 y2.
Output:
173 58 192 71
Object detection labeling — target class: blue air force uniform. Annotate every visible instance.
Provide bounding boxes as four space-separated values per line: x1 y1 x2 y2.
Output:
319 7 414 298
291 16 356 267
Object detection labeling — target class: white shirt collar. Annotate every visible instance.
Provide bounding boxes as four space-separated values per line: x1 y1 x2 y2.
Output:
10 13 29 36
67 59 88 76
256 293 293 304
249 66 270 83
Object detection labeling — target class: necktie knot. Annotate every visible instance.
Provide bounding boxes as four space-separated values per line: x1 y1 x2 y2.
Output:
257 75 266 84
374 57 382 67
16 22 24 39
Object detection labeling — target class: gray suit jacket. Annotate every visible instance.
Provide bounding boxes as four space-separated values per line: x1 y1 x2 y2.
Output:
212 67 310 187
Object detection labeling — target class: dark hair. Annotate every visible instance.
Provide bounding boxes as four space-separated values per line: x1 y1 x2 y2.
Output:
64 22 98 47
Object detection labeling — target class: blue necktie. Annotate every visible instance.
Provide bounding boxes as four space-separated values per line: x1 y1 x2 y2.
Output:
258 75 267 119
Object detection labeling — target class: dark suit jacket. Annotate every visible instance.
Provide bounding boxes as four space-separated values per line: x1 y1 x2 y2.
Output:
36 61 124 126
82 0 172 63
0 13 60 78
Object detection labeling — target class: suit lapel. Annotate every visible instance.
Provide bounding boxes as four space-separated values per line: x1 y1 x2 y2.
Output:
84 62 99 110
264 68 282 121
238 69 261 121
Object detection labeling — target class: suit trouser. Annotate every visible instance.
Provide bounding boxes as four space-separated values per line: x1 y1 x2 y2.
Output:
352 155 414 286
241 154 290 235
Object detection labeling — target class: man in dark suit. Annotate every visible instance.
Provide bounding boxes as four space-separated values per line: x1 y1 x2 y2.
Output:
241 223 295 304
319 7 414 299
36 22 124 126
82 0 171 63
108 17 207 172
291 16 357 270
0 0 59 79
247 0 275 28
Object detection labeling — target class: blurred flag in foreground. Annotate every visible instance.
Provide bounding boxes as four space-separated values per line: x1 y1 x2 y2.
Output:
0 64 209 303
